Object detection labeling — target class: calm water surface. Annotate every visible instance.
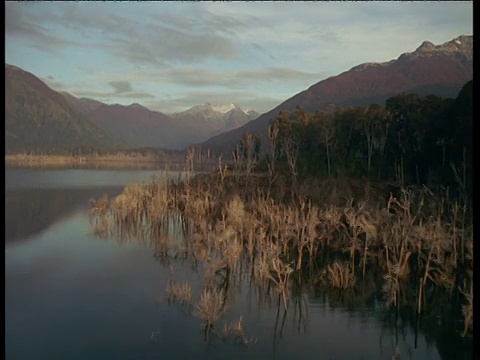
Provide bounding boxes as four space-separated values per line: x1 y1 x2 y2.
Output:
5 168 471 360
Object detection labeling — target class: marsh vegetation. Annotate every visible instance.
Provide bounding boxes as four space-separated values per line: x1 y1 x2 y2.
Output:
89 86 472 357
89 154 472 351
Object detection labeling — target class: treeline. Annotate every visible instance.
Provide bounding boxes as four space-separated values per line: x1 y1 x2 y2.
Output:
247 80 472 198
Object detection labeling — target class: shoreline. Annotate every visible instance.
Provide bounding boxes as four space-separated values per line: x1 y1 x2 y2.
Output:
5 154 217 171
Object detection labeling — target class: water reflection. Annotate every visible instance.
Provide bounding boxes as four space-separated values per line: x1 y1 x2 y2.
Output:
5 168 180 243
5 187 124 243
5 168 190 360
93 206 472 360
5 168 472 360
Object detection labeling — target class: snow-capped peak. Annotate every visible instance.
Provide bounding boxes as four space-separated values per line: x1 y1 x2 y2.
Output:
210 103 238 113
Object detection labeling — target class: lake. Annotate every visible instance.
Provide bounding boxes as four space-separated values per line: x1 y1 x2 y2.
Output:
5 168 472 360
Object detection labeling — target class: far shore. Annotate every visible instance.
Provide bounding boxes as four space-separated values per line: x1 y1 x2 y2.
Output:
5 154 217 171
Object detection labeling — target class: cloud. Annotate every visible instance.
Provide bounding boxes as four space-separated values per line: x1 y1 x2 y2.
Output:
6 1 472 117
122 25 237 64
150 67 326 89
40 73 155 103
71 89 155 102
6 2 239 66
62 81 155 105
237 68 327 83
68 88 156 105
5 3 76 52
296 27 341 43
67 65 328 113
108 81 133 94
151 7 248 37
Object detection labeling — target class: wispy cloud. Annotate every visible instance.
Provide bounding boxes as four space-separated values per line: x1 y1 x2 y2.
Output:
143 67 326 89
70 88 156 103
6 1 472 114
6 2 239 66
40 74 155 103
108 81 133 94
5 3 77 52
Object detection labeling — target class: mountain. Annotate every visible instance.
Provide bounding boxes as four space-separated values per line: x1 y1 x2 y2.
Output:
82 102 257 150
172 103 258 129
6 35 470 155
199 35 473 156
5 64 123 154
5 63 260 152
61 92 104 114
86 103 185 150
171 103 258 145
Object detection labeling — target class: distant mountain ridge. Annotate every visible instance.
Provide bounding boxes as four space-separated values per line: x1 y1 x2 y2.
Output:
171 103 258 144
5 64 260 152
199 35 473 156
5 64 123 154
82 101 258 150
5 35 472 155
61 92 104 114
85 102 184 150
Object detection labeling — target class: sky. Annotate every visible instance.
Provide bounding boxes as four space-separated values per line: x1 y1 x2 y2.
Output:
5 1 473 115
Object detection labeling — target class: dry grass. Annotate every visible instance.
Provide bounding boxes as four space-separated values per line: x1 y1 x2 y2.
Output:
459 281 473 337
325 261 356 289
88 159 473 336
194 289 228 328
166 280 192 304
258 244 294 310
223 316 256 346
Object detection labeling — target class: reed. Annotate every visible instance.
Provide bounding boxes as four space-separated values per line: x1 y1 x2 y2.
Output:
166 280 192 304
258 244 294 311
325 261 356 289
194 288 228 332
88 153 473 337
459 281 473 337
222 316 256 346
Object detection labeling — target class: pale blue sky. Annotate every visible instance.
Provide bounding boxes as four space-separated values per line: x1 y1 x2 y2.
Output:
5 1 473 114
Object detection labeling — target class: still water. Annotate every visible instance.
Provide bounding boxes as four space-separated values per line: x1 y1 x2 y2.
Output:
5 168 471 360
